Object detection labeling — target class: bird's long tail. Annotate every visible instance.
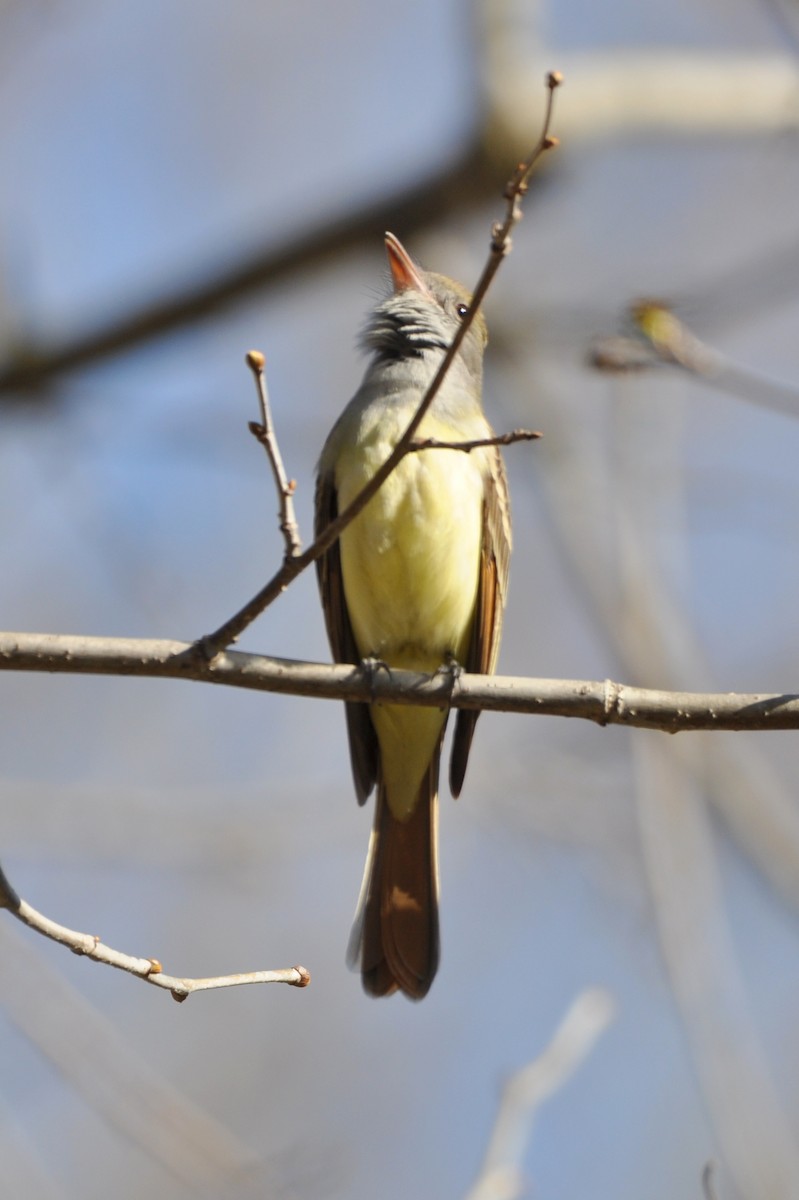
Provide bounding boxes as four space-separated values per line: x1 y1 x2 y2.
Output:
348 757 440 999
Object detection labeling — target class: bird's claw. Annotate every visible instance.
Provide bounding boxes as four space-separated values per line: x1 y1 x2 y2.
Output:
360 656 392 702
435 654 463 698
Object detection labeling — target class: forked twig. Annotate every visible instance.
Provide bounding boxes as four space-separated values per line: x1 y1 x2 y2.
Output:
197 71 562 659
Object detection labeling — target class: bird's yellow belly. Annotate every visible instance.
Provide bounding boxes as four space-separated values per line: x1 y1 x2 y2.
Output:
334 407 487 819
337 429 484 670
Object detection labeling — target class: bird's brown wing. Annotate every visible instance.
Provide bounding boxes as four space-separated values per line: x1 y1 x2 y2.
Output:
449 445 512 797
314 469 378 803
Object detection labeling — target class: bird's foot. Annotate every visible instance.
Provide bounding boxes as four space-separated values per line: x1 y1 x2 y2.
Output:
360 656 392 702
434 653 463 698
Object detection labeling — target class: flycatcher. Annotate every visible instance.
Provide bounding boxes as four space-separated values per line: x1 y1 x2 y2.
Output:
315 233 511 998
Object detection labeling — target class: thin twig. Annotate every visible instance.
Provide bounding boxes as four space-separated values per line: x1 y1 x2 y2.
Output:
3 631 799 731
197 72 562 658
409 428 542 453
0 861 309 1000
245 350 302 558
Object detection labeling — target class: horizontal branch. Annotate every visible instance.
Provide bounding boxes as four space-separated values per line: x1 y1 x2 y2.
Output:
1 631 797 732
410 428 542 453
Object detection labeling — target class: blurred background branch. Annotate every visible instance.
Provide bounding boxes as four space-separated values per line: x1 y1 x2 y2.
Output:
0 144 489 397
465 988 615 1200
3 4 798 401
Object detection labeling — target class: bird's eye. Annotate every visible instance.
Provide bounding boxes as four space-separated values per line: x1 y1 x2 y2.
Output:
456 303 469 319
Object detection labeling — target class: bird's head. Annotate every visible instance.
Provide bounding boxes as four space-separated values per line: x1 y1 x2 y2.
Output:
361 232 487 389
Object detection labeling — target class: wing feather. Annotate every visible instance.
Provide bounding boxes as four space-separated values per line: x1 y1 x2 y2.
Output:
314 470 378 803
449 445 511 798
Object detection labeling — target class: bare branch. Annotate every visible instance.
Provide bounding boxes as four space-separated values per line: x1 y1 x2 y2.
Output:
464 989 614 1200
197 73 561 657
245 350 302 558
3 630 799 731
0 861 309 1000
409 428 542 453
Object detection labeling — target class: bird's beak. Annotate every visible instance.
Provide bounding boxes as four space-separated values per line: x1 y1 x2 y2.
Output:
385 232 430 296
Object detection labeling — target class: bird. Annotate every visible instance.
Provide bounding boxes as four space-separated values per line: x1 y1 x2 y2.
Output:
315 232 511 998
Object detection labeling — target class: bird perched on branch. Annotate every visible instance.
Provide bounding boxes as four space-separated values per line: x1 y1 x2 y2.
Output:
315 232 511 998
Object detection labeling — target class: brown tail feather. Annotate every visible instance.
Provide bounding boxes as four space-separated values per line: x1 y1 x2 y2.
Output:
350 759 440 999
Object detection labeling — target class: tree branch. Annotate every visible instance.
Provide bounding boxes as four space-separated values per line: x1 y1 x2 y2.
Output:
2 631 799 731
0 860 309 1001
409 428 541 453
197 72 561 658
